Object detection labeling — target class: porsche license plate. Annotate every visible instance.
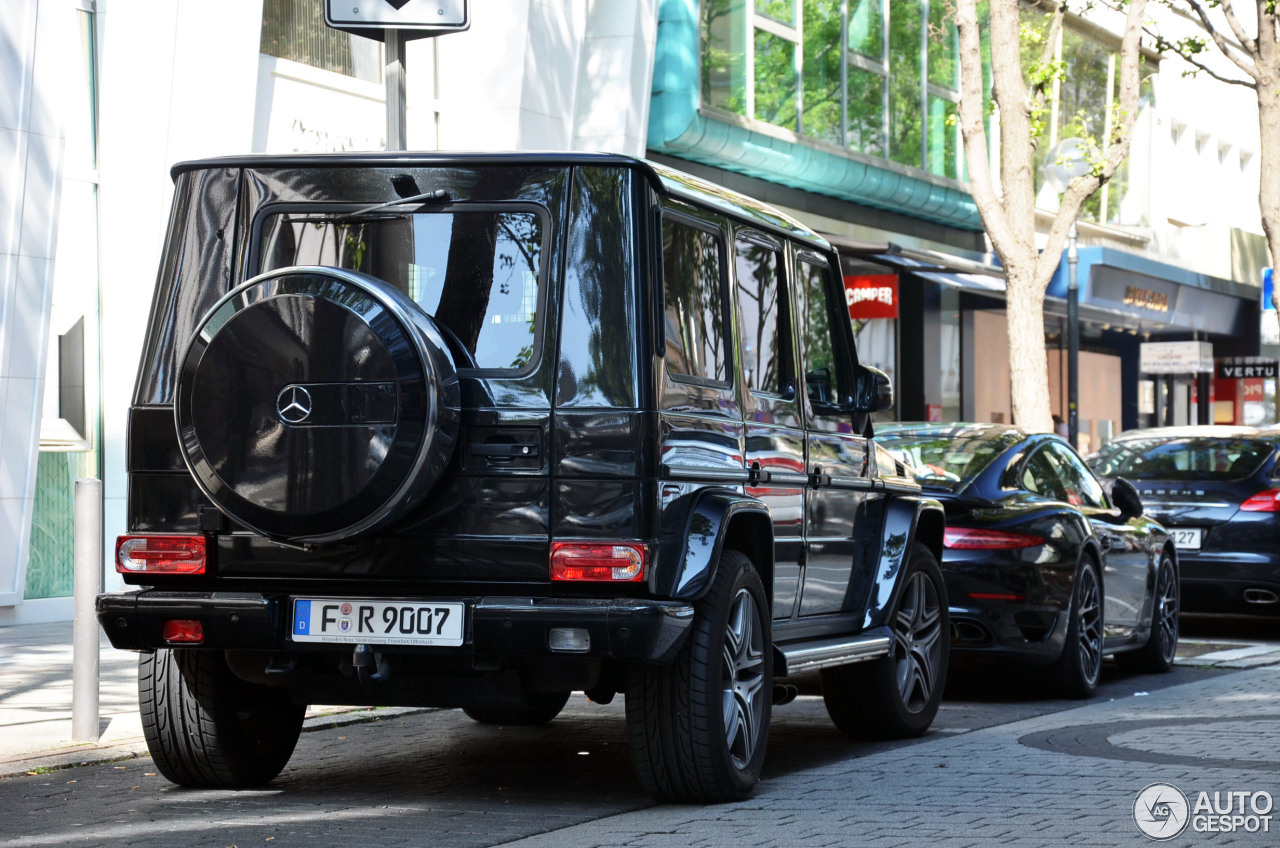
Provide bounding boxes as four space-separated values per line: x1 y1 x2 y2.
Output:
1169 528 1202 550
291 599 465 646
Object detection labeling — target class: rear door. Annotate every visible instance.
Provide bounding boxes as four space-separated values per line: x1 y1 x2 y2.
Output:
794 252 874 617
734 229 805 621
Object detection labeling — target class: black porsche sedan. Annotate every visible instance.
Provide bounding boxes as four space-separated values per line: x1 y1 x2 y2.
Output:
1088 426 1280 616
875 423 1178 698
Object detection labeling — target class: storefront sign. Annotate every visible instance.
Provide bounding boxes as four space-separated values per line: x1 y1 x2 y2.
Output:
1216 359 1278 380
844 274 899 320
1091 267 1244 336
1122 286 1171 312
1140 341 1214 374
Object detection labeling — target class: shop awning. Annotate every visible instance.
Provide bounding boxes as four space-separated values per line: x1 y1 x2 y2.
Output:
826 235 1007 294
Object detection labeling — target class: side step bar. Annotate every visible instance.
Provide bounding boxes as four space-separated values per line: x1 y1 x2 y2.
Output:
775 626 892 676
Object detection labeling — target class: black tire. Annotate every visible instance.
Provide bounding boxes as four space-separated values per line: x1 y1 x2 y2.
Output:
140 649 305 788
821 543 949 739
462 691 572 726
1050 557 1104 699
1117 550 1179 675
625 549 772 803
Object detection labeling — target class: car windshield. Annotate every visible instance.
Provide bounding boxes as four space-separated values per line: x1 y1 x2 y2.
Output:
875 430 1024 491
1089 437 1273 481
257 207 546 372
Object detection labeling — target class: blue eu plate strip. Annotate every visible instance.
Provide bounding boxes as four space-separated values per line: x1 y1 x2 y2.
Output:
294 600 311 635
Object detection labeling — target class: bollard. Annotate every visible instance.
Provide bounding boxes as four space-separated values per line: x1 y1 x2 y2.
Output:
71 478 103 744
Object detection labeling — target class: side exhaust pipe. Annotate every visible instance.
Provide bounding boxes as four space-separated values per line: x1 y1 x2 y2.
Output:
1243 588 1279 605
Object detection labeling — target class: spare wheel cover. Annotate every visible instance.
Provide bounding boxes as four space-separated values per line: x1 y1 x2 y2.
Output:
175 266 459 543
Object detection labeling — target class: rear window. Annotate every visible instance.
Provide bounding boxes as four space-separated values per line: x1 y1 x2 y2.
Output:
1089 438 1273 481
876 431 1024 492
257 206 546 372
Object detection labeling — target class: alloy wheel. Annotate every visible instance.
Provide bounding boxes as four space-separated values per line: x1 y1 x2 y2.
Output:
1155 558 1179 665
890 569 944 713
721 587 767 770
1077 565 1104 684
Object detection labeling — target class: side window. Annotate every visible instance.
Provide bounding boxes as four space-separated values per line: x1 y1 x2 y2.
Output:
662 217 729 383
1044 443 1108 508
1022 449 1068 501
734 237 787 395
797 257 841 409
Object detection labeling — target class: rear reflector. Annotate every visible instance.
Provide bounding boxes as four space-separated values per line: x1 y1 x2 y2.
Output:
969 592 1027 602
551 542 645 582
1240 489 1280 512
944 528 1044 550
161 619 204 643
116 535 207 574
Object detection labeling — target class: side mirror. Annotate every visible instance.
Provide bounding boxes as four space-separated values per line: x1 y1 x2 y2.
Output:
1112 477 1144 519
854 365 894 414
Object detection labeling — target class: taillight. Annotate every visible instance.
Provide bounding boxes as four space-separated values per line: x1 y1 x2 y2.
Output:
943 528 1045 550
116 535 207 574
551 542 645 582
161 619 204 643
1240 489 1280 512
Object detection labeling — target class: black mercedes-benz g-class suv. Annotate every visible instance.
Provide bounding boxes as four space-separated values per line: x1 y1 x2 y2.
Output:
99 152 947 802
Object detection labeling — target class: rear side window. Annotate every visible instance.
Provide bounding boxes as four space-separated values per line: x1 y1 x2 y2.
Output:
797 257 840 409
258 207 545 372
1089 437 1272 481
734 237 786 395
662 217 729 383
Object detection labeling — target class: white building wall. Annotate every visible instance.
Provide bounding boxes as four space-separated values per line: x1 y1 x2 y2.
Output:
96 0 263 594
0 0 70 615
252 0 658 156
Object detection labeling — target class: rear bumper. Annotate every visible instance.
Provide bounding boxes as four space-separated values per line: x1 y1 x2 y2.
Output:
1178 551 1280 614
96 591 695 663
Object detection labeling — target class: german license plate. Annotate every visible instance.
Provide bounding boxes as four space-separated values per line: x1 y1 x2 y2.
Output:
1169 528 1202 550
291 599 465 646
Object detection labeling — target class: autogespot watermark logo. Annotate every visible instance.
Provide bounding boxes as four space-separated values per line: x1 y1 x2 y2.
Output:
1134 783 1190 840
1134 783 1274 839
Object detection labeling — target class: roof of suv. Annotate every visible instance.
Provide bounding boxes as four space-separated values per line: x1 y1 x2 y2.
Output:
169 150 829 251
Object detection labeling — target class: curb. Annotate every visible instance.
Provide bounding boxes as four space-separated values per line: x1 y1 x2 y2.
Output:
0 706 435 780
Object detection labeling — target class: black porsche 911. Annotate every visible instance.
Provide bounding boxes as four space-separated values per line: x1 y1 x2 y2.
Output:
1088 426 1280 616
875 423 1179 698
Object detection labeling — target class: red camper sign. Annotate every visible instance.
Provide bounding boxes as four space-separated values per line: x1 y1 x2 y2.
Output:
844 274 899 320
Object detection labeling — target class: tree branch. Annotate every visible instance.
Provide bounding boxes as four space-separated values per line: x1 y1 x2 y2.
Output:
1146 23 1258 87
1182 0 1262 80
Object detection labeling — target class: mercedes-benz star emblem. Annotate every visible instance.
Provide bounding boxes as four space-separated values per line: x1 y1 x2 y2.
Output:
276 385 313 424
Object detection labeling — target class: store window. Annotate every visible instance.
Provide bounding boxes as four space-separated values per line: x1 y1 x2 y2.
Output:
260 0 382 83
699 0 972 179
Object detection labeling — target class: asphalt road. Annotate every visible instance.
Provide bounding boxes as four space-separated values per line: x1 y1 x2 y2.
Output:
0 653 1238 848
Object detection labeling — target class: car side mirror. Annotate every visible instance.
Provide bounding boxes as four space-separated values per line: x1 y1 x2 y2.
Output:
854 365 893 414
1112 477 1143 519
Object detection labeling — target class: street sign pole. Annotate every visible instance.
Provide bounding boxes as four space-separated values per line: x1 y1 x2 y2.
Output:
385 29 408 151
324 1 469 153
1067 221 1079 448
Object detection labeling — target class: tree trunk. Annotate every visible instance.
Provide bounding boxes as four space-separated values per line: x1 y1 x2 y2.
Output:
1004 261 1053 432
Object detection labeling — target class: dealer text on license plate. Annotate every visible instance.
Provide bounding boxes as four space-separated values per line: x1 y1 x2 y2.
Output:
291 599 464 646
1170 528 1202 550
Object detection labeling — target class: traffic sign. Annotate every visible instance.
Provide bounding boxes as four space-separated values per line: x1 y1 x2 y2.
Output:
325 0 469 35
